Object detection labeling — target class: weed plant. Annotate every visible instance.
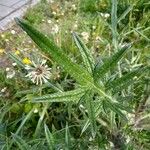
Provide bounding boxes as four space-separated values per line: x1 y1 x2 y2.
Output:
0 0 150 149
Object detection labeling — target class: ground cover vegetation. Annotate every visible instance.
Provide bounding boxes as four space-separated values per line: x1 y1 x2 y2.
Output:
0 0 150 149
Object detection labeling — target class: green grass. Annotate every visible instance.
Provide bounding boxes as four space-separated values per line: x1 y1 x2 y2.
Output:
0 0 150 149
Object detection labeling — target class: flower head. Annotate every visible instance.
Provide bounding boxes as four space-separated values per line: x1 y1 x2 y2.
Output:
11 30 16 34
6 67 15 79
25 59 51 85
0 49 5 55
15 50 20 55
81 32 89 43
23 57 32 65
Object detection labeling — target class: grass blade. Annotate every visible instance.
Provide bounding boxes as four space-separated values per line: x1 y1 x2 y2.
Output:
44 124 55 150
11 133 29 150
65 123 70 150
8 52 25 68
134 28 150 42
118 5 133 23
34 103 49 137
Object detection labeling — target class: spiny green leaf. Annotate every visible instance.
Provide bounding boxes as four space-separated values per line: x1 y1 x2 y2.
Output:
31 88 86 103
111 0 118 49
93 43 131 81
83 90 97 137
44 124 55 150
11 133 30 150
72 32 95 73
15 18 93 86
103 100 128 121
106 67 148 90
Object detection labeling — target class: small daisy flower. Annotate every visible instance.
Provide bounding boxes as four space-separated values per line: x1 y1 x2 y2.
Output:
100 13 110 18
22 57 32 65
1 34 5 38
5 39 9 42
47 19 52 24
34 108 38 113
0 48 5 55
11 30 16 34
81 32 89 43
52 11 57 15
6 67 10 72
51 24 59 34
1 87 7 93
12 62 17 66
25 59 51 85
6 68 15 79
14 50 20 55
72 4 77 11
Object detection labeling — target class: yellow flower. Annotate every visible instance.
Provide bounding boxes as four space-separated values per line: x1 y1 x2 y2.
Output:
22 57 32 65
15 50 20 55
0 49 5 55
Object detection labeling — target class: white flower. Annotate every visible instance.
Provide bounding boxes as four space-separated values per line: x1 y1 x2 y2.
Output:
1 87 7 93
11 30 16 34
51 24 59 34
1 34 5 38
92 26 96 30
47 19 52 24
28 40 32 43
12 62 17 66
25 59 51 85
72 4 77 11
100 13 110 18
73 24 78 29
6 68 15 79
5 39 9 42
6 71 15 79
49 0 54 3
6 67 10 71
34 108 38 113
81 32 89 43
52 11 57 15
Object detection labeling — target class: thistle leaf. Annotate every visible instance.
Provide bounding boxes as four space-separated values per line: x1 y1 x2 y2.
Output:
93 43 131 81
84 90 97 137
72 32 95 73
106 66 148 91
31 88 86 103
